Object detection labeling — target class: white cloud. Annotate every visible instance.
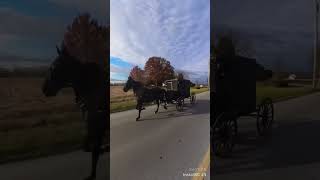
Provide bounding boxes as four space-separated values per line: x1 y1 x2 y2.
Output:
110 64 130 74
110 0 209 73
48 0 109 24
213 0 314 71
0 7 64 59
0 7 62 37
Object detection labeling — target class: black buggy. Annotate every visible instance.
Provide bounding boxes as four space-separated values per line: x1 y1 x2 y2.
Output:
211 56 274 157
163 78 196 111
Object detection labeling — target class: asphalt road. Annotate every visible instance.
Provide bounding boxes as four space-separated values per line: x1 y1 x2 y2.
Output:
111 91 210 180
0 91 209 180
0 151 108 180
213 92 320 180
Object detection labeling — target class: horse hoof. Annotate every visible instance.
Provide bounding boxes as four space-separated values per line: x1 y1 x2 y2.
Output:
136 118 140 121
164 106 167 110
155 111 158 114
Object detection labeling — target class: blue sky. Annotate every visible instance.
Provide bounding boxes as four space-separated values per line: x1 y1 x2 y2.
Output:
110 56 137 80
0 0 108 68
110 0 210 82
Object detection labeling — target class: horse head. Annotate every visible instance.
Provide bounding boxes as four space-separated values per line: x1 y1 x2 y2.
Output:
42 45 80 96
123 76 135 92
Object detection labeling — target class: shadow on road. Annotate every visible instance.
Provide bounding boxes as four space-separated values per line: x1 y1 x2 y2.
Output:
213 119 320 175
139 99 210 121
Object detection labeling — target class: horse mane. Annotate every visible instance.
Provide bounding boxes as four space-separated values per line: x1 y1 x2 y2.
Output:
133 79 143 87
128 78 143 95
58 43 106 80
59 42 108 81
57 46 107 111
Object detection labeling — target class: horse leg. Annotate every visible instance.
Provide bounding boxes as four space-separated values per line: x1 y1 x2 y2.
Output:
82 110 91 152
136 101 142 121
163 92 168 110
155 100 159 114
163 100 167 110
85 135 102 180
137 108 141 121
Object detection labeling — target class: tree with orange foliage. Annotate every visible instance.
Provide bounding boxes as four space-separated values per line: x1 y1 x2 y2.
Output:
144 57 175 86
130 66 145 83
63 13 109 76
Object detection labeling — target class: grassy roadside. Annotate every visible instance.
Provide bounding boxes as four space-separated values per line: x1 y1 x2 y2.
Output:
110 87 209 113
110 99 137 113
0 121 84 164
256 84 317 104
191 87 209 94
0 111 85 164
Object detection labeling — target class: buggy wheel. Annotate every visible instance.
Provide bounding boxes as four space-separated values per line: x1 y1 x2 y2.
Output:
176 98 183 111
212 113 237 157
190 95 196 105
257 98 274 136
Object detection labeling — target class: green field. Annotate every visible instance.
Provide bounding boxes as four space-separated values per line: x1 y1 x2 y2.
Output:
256 83 316 104
191 87 209 94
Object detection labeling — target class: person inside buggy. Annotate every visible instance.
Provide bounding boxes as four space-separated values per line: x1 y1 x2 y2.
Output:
211 36 236 123
211 35 273 119
163 73 195 106
177 73 187 99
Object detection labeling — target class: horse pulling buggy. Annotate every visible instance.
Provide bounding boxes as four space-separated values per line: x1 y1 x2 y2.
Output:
163 79 196 111
211 56 274 156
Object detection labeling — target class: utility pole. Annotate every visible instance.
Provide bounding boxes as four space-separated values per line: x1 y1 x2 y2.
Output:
313 0 319 89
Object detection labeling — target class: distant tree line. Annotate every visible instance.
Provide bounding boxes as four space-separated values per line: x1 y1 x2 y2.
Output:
0 66 48 77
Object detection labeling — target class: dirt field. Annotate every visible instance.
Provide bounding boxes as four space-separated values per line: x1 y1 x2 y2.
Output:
0 77 84 163
0 78 79 129
110 86 135 104
110 85 133 97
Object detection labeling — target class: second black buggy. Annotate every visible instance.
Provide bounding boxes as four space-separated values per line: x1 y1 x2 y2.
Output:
211 56 274 156
163 79 196 111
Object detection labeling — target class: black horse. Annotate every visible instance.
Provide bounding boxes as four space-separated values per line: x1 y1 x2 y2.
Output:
42 45 108 180
123 76 167 121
